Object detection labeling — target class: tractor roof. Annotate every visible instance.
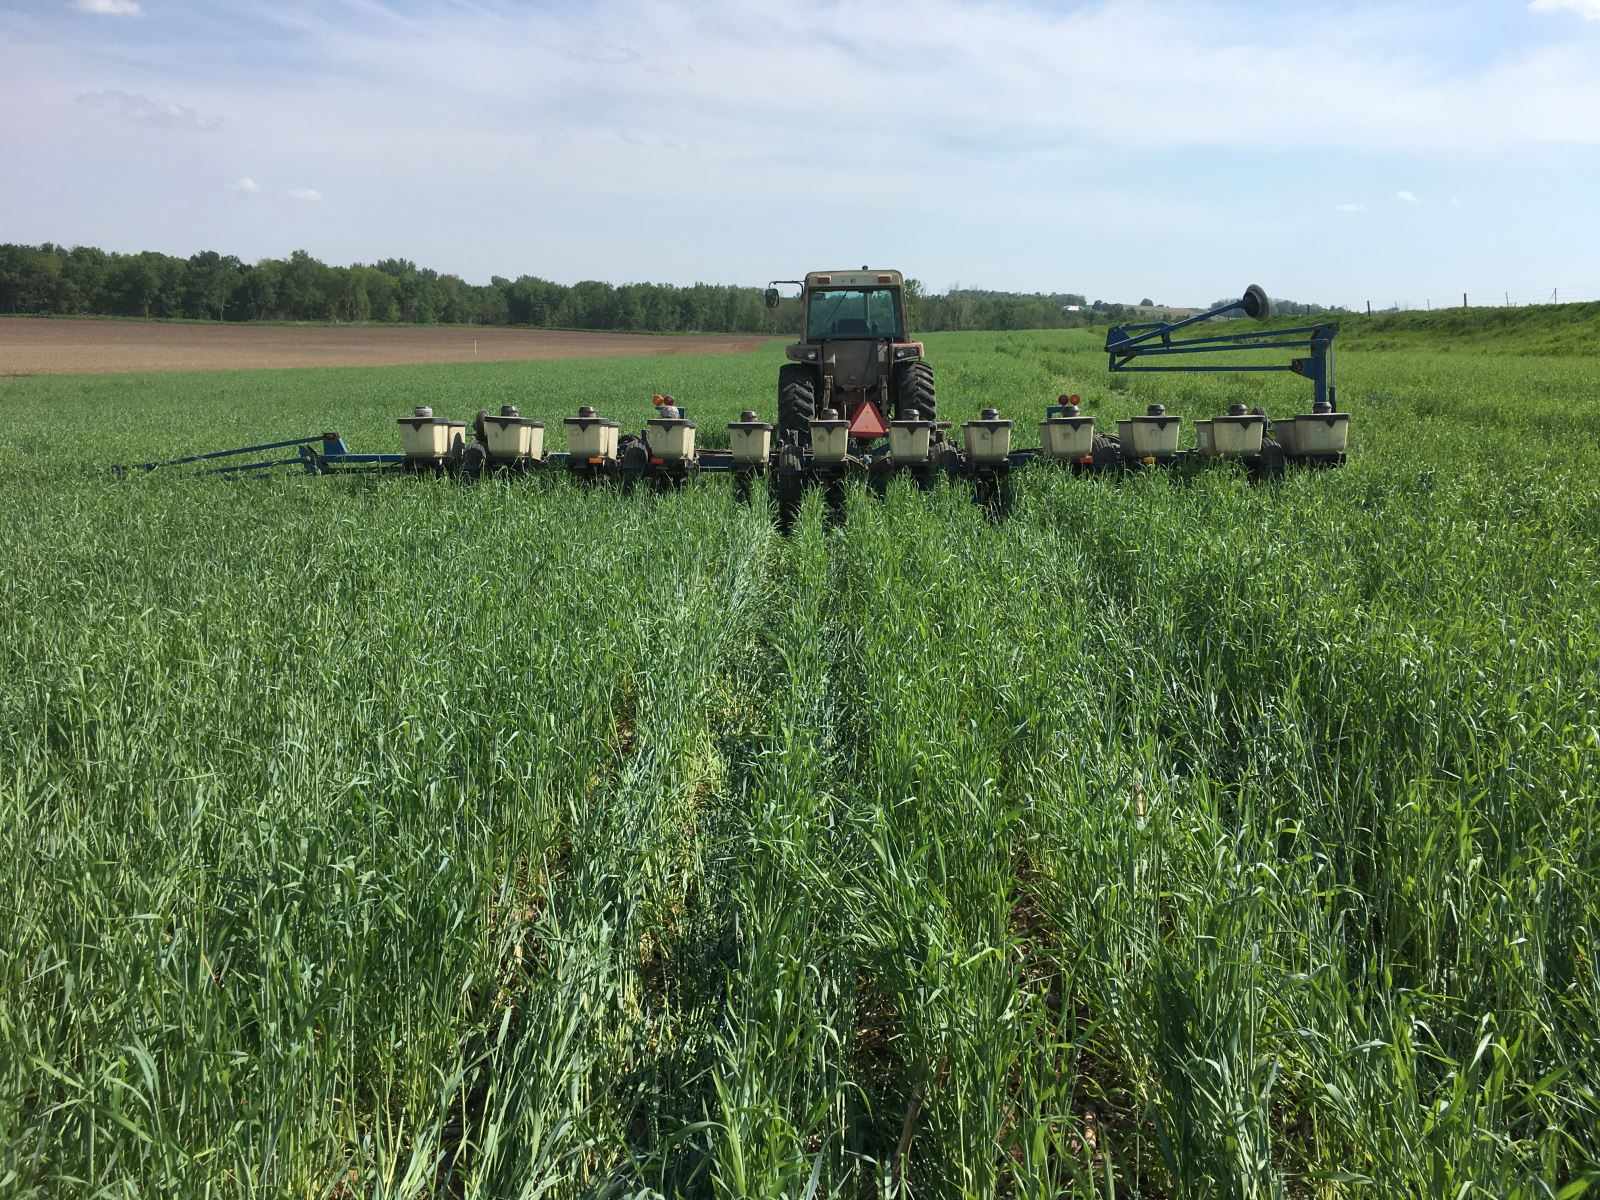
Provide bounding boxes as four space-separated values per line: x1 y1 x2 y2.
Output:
805 270 903 289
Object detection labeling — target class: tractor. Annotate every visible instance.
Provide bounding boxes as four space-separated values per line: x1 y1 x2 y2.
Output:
764 268 935 445
121 283 1349 532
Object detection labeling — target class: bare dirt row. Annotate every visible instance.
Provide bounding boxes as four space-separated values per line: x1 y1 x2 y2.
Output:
0 318 769 376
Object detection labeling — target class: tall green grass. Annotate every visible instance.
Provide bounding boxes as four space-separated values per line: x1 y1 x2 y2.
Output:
1 333 1596 1196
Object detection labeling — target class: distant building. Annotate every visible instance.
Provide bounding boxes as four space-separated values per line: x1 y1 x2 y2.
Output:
1062 304 1082 312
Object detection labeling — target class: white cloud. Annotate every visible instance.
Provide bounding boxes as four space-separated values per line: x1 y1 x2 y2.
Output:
76 90 223 132
1396 190 1420 203
228 177 259 193
286 187 322 201
174 0 1600 180
1333 203 1364 212
73 0 141 14
1530 0 1600 19
9 0 1600 298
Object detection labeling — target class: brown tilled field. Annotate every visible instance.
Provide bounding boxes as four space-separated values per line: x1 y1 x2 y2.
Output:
0 318 769 376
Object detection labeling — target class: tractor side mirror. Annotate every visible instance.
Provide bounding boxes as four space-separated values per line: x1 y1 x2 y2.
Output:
764 287 780 309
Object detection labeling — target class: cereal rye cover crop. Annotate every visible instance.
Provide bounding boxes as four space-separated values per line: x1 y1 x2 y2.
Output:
2 331 1597 1197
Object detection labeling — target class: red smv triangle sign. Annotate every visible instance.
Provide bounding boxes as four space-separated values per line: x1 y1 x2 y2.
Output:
848 400 889 440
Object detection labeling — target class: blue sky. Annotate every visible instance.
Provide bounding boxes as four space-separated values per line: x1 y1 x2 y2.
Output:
2 0 1597 307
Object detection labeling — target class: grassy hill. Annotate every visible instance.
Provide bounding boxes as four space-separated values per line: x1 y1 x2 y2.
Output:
1191 301 1600 356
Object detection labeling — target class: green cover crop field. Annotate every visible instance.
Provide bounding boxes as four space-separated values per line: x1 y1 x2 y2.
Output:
2 330 1597 1197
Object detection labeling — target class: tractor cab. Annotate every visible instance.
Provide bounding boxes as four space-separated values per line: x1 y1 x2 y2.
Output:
803 278 905 341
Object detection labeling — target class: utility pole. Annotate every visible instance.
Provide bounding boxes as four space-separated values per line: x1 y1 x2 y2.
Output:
1366 300 1371 315
1462 292 1467 308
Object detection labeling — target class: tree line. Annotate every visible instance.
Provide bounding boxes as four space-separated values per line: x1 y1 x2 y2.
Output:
1206 296 1348 318
0 242 1340 334
916 289 1345 331
0 244 799 333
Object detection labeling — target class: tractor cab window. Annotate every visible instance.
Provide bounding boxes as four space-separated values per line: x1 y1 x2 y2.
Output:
806 288 902 340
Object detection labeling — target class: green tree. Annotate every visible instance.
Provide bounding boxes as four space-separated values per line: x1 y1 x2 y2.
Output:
370 269 399 322
471 282 508 326
903 276 924 331
58 246 109 314
396 269 443 323
280 250 334 320
336 269 372 322
0 245 61 313
183 251 243 321
232 260 282 320
108 252 168 317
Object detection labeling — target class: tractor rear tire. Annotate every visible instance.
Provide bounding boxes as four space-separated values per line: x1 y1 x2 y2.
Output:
778 363 816 444
894 362 937 423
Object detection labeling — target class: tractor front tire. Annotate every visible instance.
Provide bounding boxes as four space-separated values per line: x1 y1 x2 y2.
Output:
778 363 817 444
894 361 937 423
773 443 806 534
